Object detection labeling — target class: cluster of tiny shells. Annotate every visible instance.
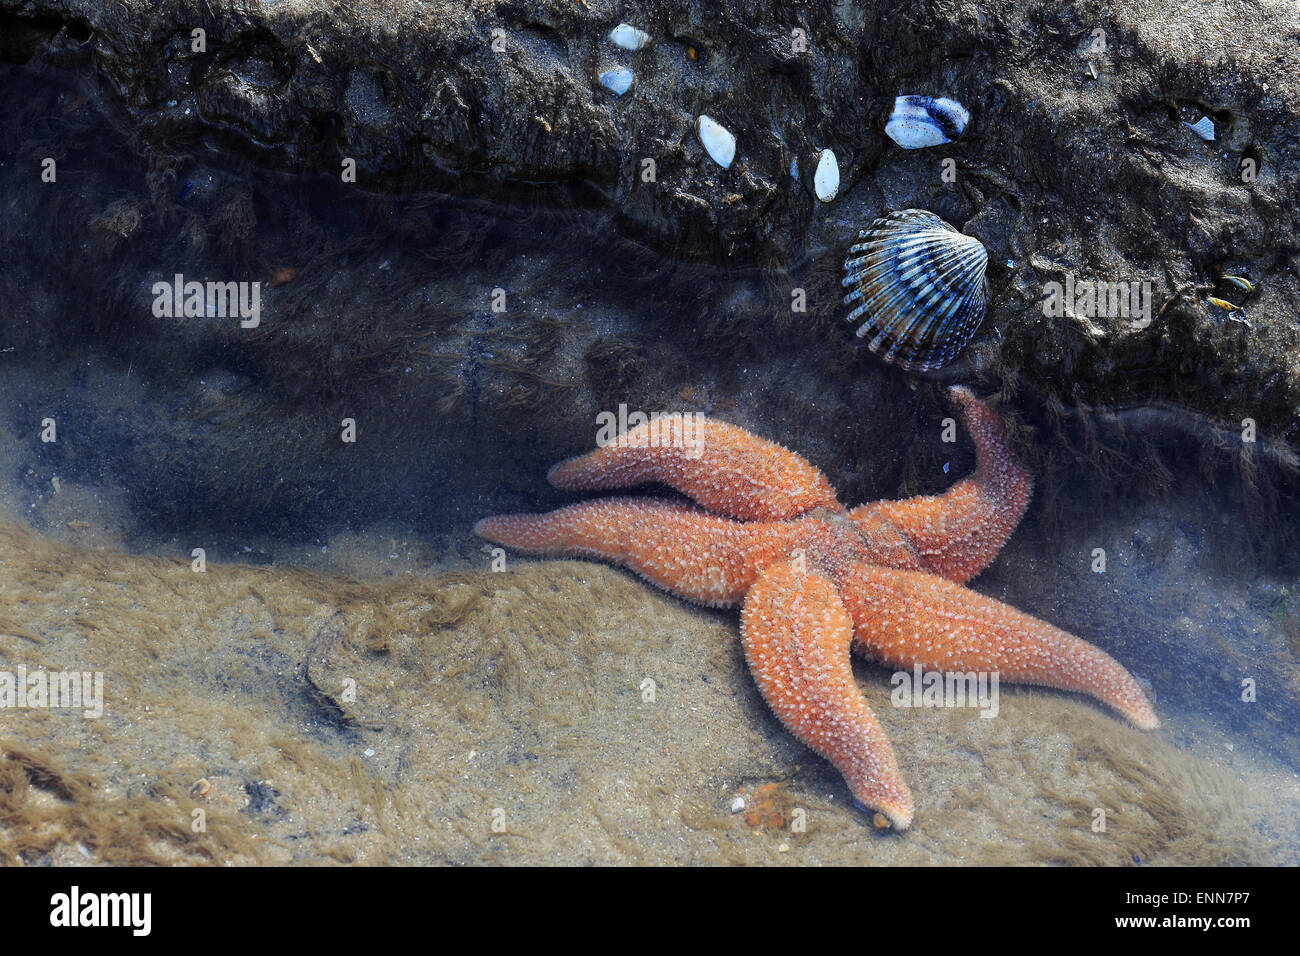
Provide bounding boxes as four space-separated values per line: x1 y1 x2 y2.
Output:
599 22 844 199
597 31 988 371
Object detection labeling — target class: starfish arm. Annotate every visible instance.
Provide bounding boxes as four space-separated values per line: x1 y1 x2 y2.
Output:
546 416 841 521
475 498 801 607
850 386 1032 583
835 563 1159 730
740 558 915 829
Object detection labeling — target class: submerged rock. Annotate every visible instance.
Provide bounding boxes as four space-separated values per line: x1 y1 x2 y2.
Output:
3 0 1300 455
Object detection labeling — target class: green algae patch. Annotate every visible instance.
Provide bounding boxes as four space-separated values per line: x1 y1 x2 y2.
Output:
0 521 1287 864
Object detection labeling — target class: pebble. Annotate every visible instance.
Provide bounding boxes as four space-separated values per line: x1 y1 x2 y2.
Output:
730 796 746 813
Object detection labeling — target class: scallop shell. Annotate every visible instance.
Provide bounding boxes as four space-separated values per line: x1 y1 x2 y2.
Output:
841 209 988 371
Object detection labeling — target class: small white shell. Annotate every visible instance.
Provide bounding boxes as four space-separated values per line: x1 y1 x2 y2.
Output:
885 95 970 149
599 67 634 97
813 148 839 202
1185 116 1215 141
608 23 650 51
695 115 735 169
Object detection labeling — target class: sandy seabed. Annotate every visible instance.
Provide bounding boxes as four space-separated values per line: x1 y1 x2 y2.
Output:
1 498 1294 865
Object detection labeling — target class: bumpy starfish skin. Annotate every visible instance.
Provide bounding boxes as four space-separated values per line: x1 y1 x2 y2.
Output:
742 559 914 826
834 565 1161 731
475 498 803 606
849 386 1033 584
547 416 840 521
476 387 1158 829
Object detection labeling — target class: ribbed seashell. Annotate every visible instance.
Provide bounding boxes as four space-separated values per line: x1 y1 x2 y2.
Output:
1184 115 1215 141
841 209 988 371
885 95 969 149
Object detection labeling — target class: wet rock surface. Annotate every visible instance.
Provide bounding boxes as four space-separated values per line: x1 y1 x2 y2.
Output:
0 21 1296 560
1 0 1298 442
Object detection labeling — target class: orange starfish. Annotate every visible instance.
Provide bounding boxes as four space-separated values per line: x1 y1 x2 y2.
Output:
475 389 1159 829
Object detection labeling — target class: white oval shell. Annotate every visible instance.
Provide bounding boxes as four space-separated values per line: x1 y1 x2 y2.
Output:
813 148 839 202
599 67 634 97
696 115 736 169
885 95 969 149
1185 116 1215 141
609 23 650 50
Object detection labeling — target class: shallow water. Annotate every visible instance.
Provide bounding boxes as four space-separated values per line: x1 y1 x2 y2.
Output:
1 56 1297 865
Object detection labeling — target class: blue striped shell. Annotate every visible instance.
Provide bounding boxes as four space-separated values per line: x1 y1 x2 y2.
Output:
841 209 988 372
885 96 969 149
